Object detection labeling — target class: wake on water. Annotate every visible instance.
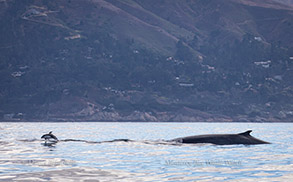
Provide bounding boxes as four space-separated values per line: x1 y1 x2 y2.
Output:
18 138 183 146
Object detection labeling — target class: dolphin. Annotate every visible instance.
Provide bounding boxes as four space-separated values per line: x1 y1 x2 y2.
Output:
41 131 58 142
170 130 270 145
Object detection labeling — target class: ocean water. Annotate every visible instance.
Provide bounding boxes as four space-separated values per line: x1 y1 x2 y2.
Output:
0 122 292 181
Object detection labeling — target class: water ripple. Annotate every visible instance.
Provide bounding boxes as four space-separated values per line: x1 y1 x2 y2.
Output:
0 122 292 181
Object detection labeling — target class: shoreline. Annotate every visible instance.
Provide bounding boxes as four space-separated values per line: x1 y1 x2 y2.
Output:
0 119 292 123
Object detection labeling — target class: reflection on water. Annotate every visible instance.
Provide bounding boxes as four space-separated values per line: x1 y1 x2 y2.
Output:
0 122 292 181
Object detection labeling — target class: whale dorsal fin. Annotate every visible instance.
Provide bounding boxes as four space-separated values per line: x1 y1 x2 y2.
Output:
238 130 252 136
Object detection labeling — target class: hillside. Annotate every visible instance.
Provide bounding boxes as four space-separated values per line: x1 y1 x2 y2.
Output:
0 0 292 122
274 0 293 5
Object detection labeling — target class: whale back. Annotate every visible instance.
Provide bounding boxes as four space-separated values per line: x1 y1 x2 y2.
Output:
171 130 270 145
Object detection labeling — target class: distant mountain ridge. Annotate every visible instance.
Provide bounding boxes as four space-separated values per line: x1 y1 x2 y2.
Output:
0 0 292 122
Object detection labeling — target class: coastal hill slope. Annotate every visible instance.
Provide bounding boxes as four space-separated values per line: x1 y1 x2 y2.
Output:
0 0 292 122
274 0 293 5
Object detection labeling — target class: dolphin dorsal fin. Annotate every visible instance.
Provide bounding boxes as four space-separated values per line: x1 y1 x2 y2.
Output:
238 130 252 136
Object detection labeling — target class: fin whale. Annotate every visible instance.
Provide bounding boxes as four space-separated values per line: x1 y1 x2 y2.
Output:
170 130 270 145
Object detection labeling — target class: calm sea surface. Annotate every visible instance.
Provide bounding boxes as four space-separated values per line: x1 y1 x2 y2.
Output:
0 122 292 181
